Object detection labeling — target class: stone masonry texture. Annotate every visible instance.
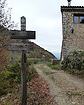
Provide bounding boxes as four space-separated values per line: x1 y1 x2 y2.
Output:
61 6 84 60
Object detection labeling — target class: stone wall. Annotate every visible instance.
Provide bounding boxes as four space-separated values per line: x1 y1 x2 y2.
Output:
61 8 84 60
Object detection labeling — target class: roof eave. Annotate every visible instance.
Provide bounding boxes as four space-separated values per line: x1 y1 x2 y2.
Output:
61 6 84 12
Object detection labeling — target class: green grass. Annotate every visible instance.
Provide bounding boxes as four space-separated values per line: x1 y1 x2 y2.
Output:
47 62 61 70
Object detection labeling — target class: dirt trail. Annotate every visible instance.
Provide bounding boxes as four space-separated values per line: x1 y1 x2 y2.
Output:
34 64 84 105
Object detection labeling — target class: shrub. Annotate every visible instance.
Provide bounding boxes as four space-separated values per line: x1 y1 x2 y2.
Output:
0 62 37 96
0 70 14 96
7 63 21 83
0 75 10 96
0 63 21 96
61 50 84 71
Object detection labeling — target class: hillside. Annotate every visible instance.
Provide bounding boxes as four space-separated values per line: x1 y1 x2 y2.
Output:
8 40 57 61
27 41 56 60
0 26 56 62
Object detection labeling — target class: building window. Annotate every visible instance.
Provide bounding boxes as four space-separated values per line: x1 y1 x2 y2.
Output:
80 16 84 23
74 16 79 24
73 14 84 24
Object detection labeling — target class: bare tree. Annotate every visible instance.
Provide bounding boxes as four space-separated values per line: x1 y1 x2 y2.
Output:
0 0 14 29
0 0 15 71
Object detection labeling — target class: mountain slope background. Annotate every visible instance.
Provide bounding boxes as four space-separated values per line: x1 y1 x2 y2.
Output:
9 41 57 62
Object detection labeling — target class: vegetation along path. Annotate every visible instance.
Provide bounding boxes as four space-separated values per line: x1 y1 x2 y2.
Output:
34 64 84 105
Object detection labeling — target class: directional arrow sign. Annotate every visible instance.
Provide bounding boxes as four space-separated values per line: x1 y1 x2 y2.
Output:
10 30 36 39
8 42 33 51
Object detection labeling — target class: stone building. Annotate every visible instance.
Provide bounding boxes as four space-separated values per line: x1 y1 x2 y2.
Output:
61 6 84 60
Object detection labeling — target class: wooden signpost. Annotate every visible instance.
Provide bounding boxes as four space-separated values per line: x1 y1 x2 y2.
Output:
10 16 36 105
8 43 32 51
10 30 35 39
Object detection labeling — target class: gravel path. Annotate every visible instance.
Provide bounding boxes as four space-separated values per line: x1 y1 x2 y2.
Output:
34 64 84 105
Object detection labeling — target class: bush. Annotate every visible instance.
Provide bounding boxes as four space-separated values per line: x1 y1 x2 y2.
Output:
0 70 14 96
61 51 84 71
0 62 37 96
0 63 21 96
0 77 10 96
7 63 21 83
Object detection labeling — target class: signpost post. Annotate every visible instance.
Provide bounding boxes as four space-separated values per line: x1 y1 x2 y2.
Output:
21 16 27 105
10 16 36 105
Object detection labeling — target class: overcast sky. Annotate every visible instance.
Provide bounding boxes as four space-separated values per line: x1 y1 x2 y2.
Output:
7 0 84 56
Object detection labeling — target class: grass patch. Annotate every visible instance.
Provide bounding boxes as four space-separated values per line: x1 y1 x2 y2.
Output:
47 62 61 70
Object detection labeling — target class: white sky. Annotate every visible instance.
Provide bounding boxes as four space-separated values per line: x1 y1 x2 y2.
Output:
7 0 84 55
